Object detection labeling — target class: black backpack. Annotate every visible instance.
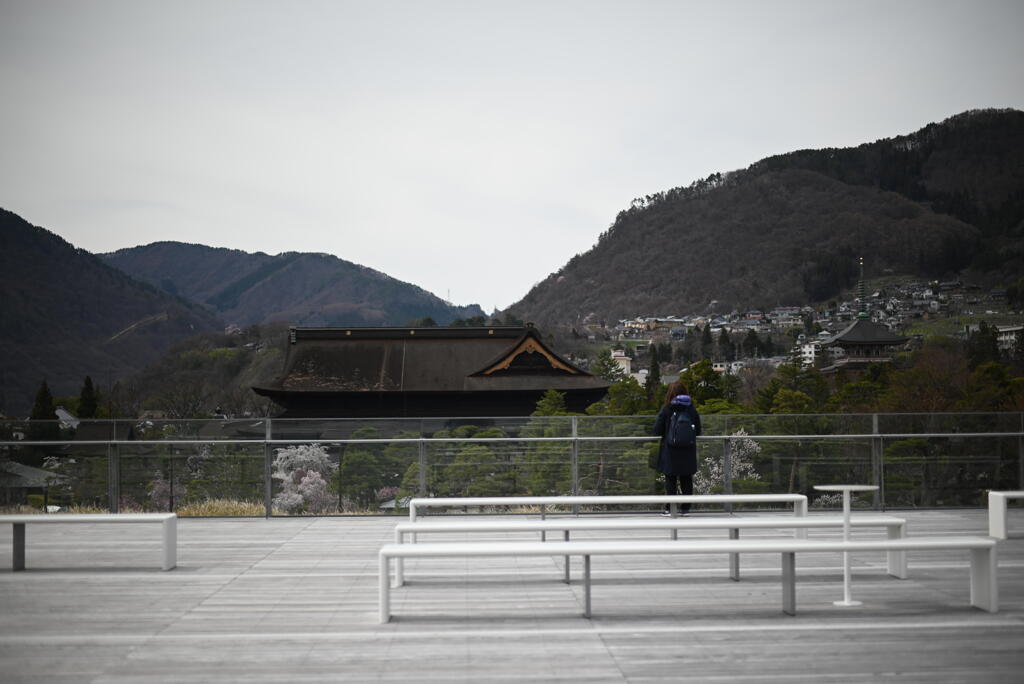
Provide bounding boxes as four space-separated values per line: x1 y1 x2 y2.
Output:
666 410 696 448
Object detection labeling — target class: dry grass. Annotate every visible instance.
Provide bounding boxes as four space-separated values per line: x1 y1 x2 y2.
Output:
0 505 40 514
176 499 266 517
0 504 110 514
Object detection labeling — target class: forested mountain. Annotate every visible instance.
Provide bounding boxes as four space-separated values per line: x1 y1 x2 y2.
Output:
507 109 1024 327
0 209 221 415
102 242 485 327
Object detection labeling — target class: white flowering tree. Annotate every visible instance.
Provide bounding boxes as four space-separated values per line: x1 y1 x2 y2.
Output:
694 428 764 494
272 444 338 514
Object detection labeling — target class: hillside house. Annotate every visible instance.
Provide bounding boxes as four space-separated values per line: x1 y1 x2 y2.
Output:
997 325 1023 352
611 349 632 375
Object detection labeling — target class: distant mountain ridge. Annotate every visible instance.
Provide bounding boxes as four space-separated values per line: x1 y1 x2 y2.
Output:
0 208 222 415
102 242 485 327
506 109 1024 327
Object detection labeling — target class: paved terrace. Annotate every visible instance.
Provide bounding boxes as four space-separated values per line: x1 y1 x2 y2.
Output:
1 509 1023 683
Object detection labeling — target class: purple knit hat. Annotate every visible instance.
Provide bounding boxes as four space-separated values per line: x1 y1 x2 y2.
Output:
670 394 692 406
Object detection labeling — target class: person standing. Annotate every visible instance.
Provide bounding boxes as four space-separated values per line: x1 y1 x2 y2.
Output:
653 381 702 515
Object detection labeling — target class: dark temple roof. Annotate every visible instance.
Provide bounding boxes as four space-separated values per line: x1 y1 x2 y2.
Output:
824 318 909 346
253 325 609 396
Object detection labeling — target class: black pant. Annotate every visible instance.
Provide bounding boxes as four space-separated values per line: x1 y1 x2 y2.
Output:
664 474 693 512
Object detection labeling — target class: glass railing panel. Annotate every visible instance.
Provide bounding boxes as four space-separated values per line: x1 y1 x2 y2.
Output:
577 437 659 508
876 412 1022 435
0 443 108 513
119 443 264 515
881 435 1018 508
337 437 417 514
418 439 526 503
749 438 876 510
576 416 654 438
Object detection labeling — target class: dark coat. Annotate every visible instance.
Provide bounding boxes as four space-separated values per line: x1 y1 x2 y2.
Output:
653 403 702 476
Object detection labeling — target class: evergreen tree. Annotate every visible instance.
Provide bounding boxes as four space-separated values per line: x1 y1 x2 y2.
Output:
718 329 735 362
584 377 650 415
644 345 662 400
339 427 408 509
591 349 627 382
966 321 1000 369
677 336 698 365
30 380 54 420
532 389 568 416
770 388 815 414
743 329 760 358
700 324 714 360
28 380 59 447
78 376 98 418
678 360 725 405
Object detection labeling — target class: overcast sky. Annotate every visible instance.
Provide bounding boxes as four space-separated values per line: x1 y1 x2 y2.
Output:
2 1 1023 313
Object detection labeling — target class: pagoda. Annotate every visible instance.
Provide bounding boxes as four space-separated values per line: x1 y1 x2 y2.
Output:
819 259 908 376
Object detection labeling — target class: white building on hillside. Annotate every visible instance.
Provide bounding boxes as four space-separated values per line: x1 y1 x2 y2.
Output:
611 349 632 375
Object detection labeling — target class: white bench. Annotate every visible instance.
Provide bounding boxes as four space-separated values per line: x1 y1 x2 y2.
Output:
399 494 809 585
0 513 177 571
378 535 998 623
408 494 809 523
988 490 1024 539
392 514 909 586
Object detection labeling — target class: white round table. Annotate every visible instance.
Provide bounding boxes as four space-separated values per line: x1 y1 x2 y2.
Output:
813 484 879 606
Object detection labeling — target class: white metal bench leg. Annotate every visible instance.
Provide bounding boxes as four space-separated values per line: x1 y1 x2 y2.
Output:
794 499 808 539
969 546 999 613
583 555 591 618
887 523 907 578
394 528 405 588
563 530 570 583
729 528 740 581
12 523 25 571
379 553 392 623
989 491 1008 539
161 516 177 571
781 552 796 615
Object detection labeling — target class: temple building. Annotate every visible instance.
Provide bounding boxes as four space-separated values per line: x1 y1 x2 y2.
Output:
819 259 908 376
252 325 610 417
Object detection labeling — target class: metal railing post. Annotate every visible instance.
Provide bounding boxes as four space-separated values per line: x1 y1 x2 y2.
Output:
107 441 120 513
570 416 579 497
723 438 733 514
872 413 883 511
723 438 733 493
418 439 427 496
264 419 273 518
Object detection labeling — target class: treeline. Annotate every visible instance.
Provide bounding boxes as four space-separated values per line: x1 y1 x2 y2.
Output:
615 108 1024 250
580 325 1024 417
23 323 291 420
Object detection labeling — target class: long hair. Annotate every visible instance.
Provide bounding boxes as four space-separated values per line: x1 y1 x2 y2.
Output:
662 380 690 409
